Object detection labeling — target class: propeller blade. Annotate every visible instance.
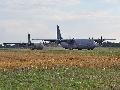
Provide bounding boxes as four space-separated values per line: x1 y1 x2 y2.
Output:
101 36 103 41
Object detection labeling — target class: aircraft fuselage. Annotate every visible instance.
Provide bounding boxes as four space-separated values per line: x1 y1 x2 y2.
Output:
60 39 96 50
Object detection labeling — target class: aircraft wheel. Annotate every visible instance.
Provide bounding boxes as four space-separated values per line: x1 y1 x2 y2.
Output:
78 49 82 50
69 48 73 50
31 48 34 50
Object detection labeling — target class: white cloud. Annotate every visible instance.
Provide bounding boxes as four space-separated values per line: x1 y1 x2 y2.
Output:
105 0 120 4
0 0 81 21
0 0 80 10
0 20 52 43
0 0 120 43
50 10 113 21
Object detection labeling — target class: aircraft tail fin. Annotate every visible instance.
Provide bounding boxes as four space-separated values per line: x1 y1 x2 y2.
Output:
57 25 63 40
28 33 31 45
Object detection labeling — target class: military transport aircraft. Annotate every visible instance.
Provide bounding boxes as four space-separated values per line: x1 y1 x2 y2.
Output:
3 34 44 50
32 25 116 50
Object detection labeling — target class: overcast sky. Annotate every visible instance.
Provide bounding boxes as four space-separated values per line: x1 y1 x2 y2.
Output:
0 0 120 43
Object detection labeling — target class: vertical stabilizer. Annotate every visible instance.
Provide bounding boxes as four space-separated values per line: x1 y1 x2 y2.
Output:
28 33 31 45
57 25 63 40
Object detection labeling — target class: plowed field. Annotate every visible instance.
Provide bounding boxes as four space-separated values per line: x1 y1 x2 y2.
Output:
0 50 120 69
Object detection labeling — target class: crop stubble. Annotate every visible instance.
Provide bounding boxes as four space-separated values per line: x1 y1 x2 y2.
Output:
0 50 120 69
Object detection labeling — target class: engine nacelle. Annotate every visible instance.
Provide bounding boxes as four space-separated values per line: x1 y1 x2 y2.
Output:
31 43 44 50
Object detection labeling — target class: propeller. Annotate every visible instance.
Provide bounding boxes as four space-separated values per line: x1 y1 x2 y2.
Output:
93 36 105 46
89 37 94 40
94 36 116 46
99 36 104 45
67 38 75 44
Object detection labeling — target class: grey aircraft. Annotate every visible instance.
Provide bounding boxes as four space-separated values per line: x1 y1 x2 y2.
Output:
33 25 116 50
32 25 95 50
3 34 44 50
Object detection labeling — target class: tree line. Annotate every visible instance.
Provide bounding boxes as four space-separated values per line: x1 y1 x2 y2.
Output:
102 42 120 47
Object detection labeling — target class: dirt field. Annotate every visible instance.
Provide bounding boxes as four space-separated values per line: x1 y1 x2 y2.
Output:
0 50 120 69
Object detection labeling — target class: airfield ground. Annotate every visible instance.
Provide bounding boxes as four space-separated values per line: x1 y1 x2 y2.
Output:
0 48 120 69
0 48 120 89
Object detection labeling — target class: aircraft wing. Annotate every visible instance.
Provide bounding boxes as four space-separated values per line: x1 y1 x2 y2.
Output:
93 39 116 42
3 43 27 44
32 39 74 41
32 39 75 43
3 43 28 46
93 38 116 45
103 39 116 40
32 39 57 42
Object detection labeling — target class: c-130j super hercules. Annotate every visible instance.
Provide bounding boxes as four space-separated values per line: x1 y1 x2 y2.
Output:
3 34 44 50
32 25 116 50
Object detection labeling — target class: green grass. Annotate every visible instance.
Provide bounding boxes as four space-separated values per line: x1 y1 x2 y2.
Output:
33 47 120 56
1 47 120 56
0 67 120 90
0 47 120 90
